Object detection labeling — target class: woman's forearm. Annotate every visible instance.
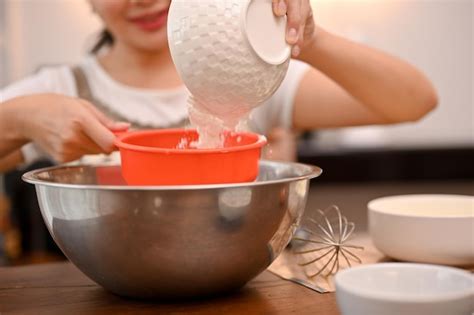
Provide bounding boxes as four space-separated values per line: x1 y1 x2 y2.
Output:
0 97 30 157
0 150 24 173
299 27 438 122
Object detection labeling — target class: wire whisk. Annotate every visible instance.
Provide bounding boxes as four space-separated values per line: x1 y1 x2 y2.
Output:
292 205 364 279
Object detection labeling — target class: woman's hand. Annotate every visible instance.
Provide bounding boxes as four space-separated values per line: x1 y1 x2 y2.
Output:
272 0 316 58
1 94 129 163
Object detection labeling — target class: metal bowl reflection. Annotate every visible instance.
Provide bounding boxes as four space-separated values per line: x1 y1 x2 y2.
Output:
23 161 321 298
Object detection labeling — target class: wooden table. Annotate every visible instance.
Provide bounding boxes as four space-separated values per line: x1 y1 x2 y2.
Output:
0 262 339 315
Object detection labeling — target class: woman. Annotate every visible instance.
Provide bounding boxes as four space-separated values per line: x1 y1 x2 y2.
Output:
0 0 438 169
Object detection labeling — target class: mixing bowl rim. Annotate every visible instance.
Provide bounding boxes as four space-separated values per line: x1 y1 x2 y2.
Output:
22 161 322 191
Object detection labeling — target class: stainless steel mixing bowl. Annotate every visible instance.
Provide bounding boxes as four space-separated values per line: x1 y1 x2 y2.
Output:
23 161 321 298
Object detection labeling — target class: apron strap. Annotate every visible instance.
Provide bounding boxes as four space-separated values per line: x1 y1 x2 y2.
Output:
71 66 95 102
70 65 189 129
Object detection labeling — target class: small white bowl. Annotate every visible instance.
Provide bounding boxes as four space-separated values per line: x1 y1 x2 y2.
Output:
368 194 474 266
335 263 474 315
168 0 290 119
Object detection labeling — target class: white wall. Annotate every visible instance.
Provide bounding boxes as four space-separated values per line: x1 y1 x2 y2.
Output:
2 0 101 83
311 0 473 149
1 0 473 149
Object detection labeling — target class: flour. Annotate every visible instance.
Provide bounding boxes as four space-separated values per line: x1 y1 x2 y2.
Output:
187 96 256 149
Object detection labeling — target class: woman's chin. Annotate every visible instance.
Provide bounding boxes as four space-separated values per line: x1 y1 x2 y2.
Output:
129 34 169 54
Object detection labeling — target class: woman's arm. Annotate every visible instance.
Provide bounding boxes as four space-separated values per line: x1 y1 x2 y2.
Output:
0 99 29 157
0 94 129 170
0 150 23 173
274 1 438 129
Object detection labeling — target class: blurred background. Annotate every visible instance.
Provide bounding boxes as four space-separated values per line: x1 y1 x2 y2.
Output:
0 0 472 265
1 0 472 149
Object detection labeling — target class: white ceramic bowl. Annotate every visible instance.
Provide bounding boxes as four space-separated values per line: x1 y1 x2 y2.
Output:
335 263 474 315
167 0 290 119
369 194 474 266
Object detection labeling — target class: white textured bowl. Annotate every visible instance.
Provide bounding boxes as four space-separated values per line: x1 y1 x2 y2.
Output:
369 194 474 266
167 0 290 119
335 263 474 315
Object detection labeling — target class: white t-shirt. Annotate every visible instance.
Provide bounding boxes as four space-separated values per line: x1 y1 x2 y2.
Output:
1 56 309 165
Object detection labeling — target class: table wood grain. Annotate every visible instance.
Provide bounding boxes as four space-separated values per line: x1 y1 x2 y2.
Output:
0 262 340 315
